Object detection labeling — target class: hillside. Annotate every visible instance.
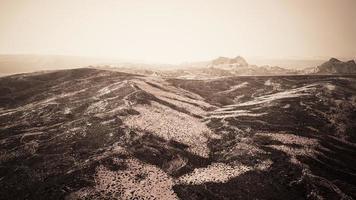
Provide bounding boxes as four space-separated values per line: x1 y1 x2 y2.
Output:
0 68 356 199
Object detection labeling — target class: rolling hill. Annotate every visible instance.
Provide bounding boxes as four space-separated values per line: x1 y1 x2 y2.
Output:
1 68 356 199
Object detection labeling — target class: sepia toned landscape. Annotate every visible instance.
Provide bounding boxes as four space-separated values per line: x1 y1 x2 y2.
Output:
1 0 356 199
1 56 356 199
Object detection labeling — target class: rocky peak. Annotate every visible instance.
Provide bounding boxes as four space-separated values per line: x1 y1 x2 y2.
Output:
211 56 248 67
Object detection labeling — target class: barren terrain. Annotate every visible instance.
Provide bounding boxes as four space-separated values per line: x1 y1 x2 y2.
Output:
0 68 356 199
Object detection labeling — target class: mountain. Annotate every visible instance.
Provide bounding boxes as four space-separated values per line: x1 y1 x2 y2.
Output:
315 58 356 74
208 56 295 76
1 68 356 199
210 56 249 67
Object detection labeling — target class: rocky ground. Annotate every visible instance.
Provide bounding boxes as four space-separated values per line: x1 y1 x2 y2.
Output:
0 68 355 199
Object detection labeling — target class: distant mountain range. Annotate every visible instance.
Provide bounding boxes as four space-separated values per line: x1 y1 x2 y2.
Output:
103 56 356 77
97 56 297 78
0 54 355 77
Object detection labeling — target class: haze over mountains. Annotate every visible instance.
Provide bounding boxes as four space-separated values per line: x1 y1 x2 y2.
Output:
1 54 356 78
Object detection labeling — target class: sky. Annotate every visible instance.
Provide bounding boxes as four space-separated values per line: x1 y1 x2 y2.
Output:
0 0 355 64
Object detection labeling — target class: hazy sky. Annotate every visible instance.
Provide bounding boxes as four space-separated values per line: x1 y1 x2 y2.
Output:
0 0 355 63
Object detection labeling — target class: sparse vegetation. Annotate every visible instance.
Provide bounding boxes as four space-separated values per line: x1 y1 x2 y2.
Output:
1 68 356 199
